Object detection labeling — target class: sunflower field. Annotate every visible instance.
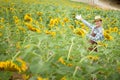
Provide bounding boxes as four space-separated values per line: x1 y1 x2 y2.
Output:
0 0 120 80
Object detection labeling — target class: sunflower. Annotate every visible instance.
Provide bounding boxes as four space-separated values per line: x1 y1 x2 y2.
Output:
63 17 69 23
37 76 43 80
24 14 32 22
87 55 99 61
97 41 107 48
103 32 113 40
74 28 87 37
0 32 2 37
16 58 28 72
60 76 66 80
0 61 21 72
58 57 66 65
113 27 118 32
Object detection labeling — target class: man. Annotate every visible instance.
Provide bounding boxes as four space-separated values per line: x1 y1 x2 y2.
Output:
76 15 104 52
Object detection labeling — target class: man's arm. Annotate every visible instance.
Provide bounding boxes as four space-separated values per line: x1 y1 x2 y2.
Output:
76 15 94 29
81 19 94 29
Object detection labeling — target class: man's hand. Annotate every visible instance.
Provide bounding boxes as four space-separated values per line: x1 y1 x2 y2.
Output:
75 15 82 20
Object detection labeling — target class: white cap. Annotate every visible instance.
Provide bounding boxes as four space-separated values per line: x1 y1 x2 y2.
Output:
94 15 102 21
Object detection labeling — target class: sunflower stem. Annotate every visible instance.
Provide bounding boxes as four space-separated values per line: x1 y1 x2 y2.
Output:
73 66 79 77
12 51 20 62
67 38 74 61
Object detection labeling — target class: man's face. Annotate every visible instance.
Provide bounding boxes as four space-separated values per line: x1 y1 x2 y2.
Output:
95 20 102 27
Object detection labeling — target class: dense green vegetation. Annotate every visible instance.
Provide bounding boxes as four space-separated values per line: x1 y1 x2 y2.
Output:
0 0 120 80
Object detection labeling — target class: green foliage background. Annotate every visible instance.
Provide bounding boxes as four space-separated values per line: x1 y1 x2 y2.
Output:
0 0 120 80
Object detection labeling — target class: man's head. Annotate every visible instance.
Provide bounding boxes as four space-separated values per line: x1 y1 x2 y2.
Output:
94 16 102 28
